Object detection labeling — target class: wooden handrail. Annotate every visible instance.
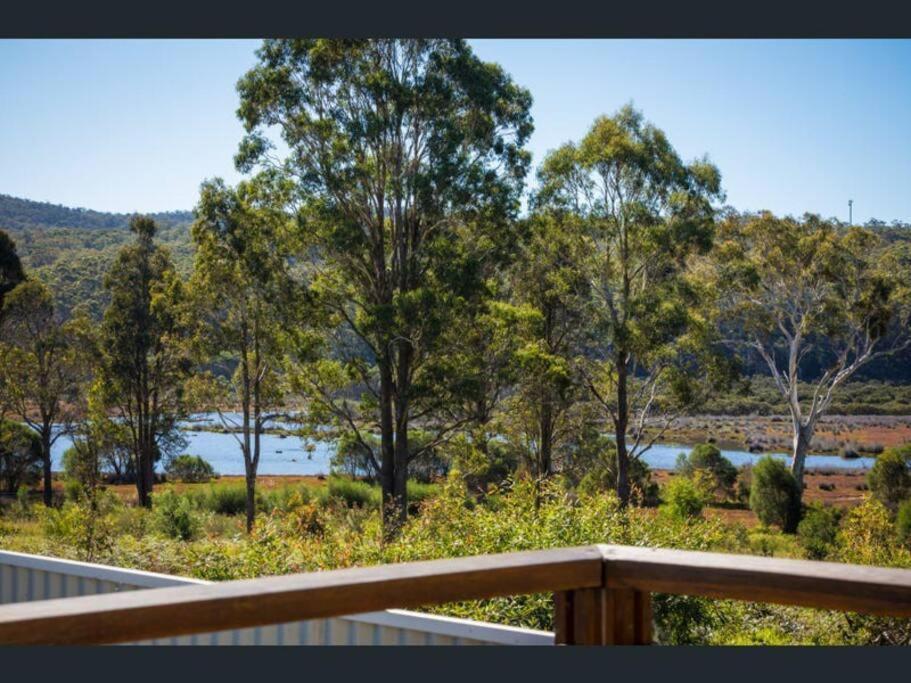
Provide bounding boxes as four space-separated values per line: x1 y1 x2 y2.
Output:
0 544 909 645
598 545 911 617
0 546 603 645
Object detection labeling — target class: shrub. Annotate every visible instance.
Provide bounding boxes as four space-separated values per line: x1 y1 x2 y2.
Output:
0 420 42 493
152 490 202 541
662 474 712 520
166 455 217 483
896 499 911 548
258 484 319 514
675 444 738 499
749 457 801 532
328 476 381 508
574 449 659 505
735 465 751 504
39 491 118 561
15 485 32 516
446 434 518 493
867 445 911 513
194 484 247 516
835 498 908 567
797 503 841 559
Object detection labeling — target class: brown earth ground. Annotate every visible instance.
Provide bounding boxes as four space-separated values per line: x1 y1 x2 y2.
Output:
648 414 911 455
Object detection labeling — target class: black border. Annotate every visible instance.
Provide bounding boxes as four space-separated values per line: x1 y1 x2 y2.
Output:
0 644 909 681
3 0 911 38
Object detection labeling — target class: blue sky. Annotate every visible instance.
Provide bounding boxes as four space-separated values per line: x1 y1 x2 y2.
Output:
1 39 910 223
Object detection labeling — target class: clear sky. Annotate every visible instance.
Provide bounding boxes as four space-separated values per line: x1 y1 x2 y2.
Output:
1 39 910 223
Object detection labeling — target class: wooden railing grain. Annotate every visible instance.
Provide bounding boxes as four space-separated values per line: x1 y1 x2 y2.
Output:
0 543 909 646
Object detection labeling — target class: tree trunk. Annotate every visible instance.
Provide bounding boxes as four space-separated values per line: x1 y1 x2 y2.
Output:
790 420 814 494
137 427 155 508
41 428 52 507
615 356 630 508
378 355 398 539
390 342 412 536
245 464 256 535
540 401 553 478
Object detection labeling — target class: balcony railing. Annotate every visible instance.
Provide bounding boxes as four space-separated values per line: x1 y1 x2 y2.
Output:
1 544 910 645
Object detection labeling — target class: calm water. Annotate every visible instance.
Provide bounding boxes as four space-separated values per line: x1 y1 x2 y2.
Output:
48 414 876 476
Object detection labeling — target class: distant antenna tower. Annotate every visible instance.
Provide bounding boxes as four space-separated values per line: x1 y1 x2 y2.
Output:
848 199 853 225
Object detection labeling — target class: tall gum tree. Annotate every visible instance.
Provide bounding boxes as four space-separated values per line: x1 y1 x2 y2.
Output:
0 279 84 505
189 176 296 533
494 211 592 481
99 217 189 507
235 39 532 535
535 105 729 507
710 211 911 491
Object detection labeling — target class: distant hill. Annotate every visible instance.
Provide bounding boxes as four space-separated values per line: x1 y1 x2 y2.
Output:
0 193 192 232
0 194 194 320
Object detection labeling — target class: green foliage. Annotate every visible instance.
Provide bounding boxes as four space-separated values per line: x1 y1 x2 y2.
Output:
327 476 381 509
573 443 658 505
39 491 118 561
166 455 217 483
535 104 730 506
662 473 713 520
868 445 911 512
0 228 25 312
797 503 842 559
749 457 801 532
0 419 42 493
99 216 191 505
835 498 911 567
152 490 203 541
675 443 738 499
895 499 911 548
190 483 247 516
15 485 32 516
445 434 519 494
246 39 534 532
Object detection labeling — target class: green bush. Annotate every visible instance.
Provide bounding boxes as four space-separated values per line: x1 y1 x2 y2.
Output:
896 499 911 548
328 476 381 508
797 503 841 559
567 430 658 505
749 457 801 532
166 455 217 483
662 474 713 520
39 491 118 561
867 445 911 513
258 484 326 513
191 484 247 516
675 444 738 499
0 420 42 494
152 490 202 541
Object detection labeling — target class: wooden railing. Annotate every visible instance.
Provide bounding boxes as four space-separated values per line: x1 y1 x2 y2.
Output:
0 544 909 645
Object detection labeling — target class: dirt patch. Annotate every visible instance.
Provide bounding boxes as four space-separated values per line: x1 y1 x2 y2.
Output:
651 468 868 526
650 414 911 455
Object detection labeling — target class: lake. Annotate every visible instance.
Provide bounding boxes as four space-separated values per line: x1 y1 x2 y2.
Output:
48 413 877 475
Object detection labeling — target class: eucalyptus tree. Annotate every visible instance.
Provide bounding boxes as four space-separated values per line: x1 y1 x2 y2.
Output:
0 230 25 316
235 39 533 534
710 211 911 491
99 216 189 507
189 176 296 532
494 211 592 480
536 105 728 507
0 279 84 505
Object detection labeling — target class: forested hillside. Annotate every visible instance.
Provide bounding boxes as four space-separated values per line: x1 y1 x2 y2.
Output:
0 194 193 320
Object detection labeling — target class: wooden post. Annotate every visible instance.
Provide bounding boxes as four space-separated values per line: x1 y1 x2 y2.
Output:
554 588 651 645
603 588 651 645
